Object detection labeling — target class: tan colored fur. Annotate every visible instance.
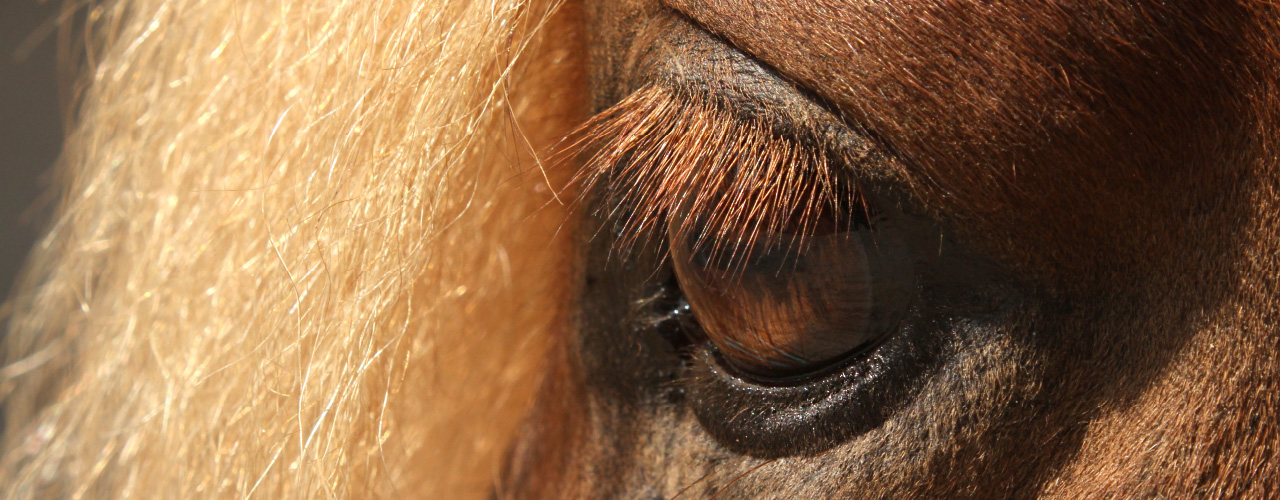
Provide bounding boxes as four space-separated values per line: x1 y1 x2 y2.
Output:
0 1 582 498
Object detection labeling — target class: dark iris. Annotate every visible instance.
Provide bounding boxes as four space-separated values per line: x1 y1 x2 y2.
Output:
666 199 914 379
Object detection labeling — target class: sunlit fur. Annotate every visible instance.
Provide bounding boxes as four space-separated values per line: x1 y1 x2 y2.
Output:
0 1 582 498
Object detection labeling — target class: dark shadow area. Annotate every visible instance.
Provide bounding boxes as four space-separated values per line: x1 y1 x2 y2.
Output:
0 1 62 297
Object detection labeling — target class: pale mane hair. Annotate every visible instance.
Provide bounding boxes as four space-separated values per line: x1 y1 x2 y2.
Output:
0 0 581 498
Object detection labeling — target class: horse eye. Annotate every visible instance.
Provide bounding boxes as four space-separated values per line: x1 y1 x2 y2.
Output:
667 199 915 379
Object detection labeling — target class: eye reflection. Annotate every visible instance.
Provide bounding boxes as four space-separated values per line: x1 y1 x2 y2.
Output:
667 200 913 379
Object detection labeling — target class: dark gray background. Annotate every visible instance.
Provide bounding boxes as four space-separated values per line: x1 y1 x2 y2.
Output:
1 1 63 297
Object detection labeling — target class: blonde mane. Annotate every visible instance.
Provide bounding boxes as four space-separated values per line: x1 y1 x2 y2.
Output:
1 0 581 497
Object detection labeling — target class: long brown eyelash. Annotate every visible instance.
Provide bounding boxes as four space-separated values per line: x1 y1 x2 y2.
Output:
559 85 864 271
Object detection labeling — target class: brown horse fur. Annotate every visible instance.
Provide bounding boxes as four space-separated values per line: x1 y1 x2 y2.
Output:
3 0 1279 499
507 1 1280 498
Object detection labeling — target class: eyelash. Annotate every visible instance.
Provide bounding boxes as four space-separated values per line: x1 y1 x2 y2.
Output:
562 85 865 270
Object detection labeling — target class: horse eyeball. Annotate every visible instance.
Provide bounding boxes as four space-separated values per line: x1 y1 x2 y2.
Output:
668 204 914 379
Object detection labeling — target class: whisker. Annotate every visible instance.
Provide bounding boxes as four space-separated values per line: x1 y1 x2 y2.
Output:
670 468 716 500
706 459 778 500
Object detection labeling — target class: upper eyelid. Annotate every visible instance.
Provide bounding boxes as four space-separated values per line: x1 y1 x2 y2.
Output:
625 13 889 179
